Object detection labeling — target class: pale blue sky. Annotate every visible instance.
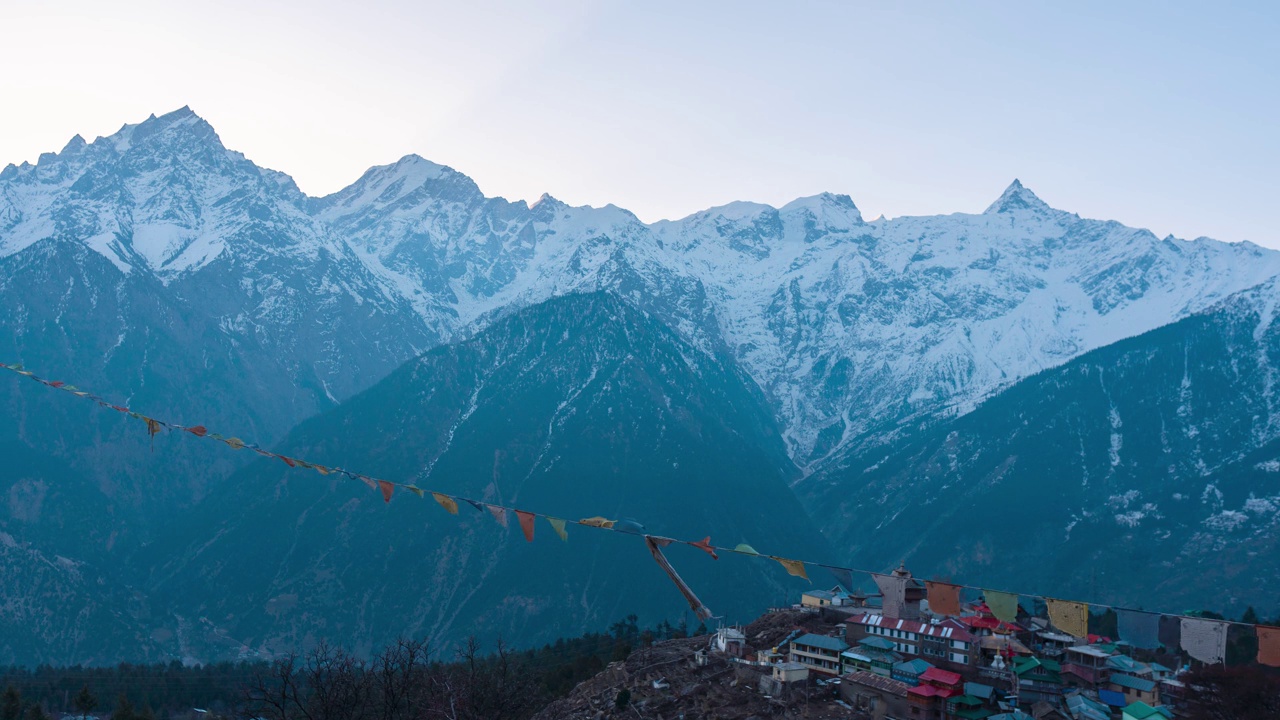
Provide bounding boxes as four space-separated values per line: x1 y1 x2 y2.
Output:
2 0 1277 245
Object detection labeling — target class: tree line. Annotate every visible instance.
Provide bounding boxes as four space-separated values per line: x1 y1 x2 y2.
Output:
0 615 705 720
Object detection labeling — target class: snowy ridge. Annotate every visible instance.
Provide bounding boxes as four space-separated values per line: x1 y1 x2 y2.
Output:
5 108 1280 465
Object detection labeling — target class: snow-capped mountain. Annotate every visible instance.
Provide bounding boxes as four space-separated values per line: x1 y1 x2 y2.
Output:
9 108 1276 469
799 277 1280 618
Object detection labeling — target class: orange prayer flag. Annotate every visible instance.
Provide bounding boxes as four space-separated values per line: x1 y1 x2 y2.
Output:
1259 626 1280 668
690 536 718 560
925 581 963 617
516 510 536 542
377 480 394 503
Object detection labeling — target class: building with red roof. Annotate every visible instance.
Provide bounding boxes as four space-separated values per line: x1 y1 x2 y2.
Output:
844 612 979 673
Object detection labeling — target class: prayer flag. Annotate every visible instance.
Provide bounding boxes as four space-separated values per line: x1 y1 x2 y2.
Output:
578 516 616 529
873 573 907 619
733 543 760 556
984 590 1019 623
225 437 246 450
431 492 458 514
487 504 510 528
358 475 377 490
1046 598 1089 638
690 536 718 560
1257 626 1280 667
613 519 646 535
404 485 425 498
463 498 486 512
1116 609 1161 650
280 456 297 468
1181 617 1229 664
829 568 854 593
925 581 962 617
516 510 536 542
773 556 809 581
547 517 568 541
378 480 395 503
645 536 713 621
185 425 208 437
1158 614 1181 650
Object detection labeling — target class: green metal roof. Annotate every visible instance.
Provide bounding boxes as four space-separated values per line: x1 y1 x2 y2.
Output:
1110 673 1156 692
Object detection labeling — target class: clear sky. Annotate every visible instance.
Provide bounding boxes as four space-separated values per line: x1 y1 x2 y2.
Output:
2 1 1277 245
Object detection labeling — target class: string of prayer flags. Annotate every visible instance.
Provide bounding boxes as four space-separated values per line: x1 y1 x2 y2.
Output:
579 516 616 529
1257 626 1280 667
1046 598 1089 638
13 361 1280 649
431 492 458 514
984 590 1020 623
773 556 809 581
873 573 907 619
516 510 536 542
486 504 510 528
1181 617 1229 664
690 536 718 560
644 535 713 621
1116 609 1161 650
925 581 963 617
547 517 568 541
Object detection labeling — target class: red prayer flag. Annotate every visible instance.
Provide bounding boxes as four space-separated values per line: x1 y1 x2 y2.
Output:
378 480 394 503
185 425 208 437
279 456 297 468
516 510 536 542
690 536 719 560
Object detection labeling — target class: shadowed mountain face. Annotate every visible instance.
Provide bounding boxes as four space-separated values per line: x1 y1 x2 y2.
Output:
800 280 1280 618
145 293 832 660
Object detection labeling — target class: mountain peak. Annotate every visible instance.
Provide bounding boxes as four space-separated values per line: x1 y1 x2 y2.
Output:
780 192 863 223
983 179 1053 215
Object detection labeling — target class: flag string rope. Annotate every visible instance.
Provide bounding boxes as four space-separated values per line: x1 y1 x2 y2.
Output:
1 360 1276 636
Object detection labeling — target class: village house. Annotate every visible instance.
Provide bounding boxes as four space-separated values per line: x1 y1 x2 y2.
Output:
1011 656 1064 703
905 667 965 719
845 612 980 670
839 670 913 719
892 657 934 685
787 633 848 675
801 586 852 609
1061 645 1114 686
842 636 902 677
1107 673 1160 707
713 626 746 658
758 661 810 698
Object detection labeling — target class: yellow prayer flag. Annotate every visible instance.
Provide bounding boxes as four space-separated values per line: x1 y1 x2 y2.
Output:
547 517 568 541
578 516 616 529
431 492 459 515
404 485 426 498
1046 598 1089 638
772 556 809 581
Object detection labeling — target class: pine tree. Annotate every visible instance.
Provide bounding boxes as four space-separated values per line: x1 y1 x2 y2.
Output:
112 695 135 720
73 686 98 719
1 686 21 720
25 704 49 720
